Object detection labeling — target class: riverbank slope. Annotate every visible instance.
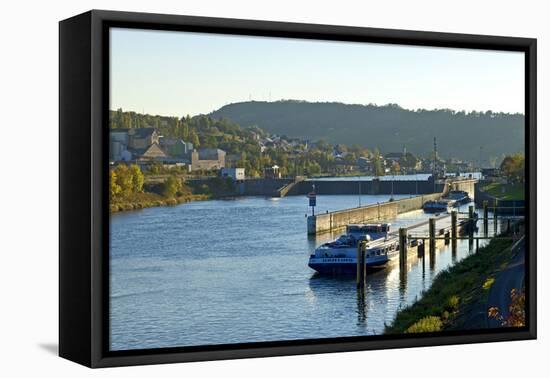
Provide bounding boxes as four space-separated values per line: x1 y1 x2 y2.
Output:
385 227 524 334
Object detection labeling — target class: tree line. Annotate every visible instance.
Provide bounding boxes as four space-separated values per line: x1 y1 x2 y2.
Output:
110 163 190 203
500 153 525 183
110 108 422 178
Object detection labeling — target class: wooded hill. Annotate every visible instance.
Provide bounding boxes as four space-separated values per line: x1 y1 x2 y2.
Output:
210 100 524 163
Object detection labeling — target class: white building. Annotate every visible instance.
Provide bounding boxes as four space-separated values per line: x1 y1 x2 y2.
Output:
220 167 245 181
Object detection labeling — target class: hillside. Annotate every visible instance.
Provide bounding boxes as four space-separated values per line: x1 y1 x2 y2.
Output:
210 100 524 162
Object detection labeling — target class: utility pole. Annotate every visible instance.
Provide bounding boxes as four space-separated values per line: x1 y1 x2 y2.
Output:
433 136 437 193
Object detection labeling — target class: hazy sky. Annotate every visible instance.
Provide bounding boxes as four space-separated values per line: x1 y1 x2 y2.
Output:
110 27 525 117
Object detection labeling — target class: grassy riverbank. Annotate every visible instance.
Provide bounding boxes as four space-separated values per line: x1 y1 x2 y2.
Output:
480 182 524 200
385 234 519 334
110 192 210 213
109 168 237 214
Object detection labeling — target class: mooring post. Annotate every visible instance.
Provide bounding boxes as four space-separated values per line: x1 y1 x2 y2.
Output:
417 240 425 258
476 238 479 253
399 228 407 271
483 200 489 235
429 218 436 261
467 205 474 252
494 199 498 234
356 241 366 288
451 210 457 255
468 205 475 234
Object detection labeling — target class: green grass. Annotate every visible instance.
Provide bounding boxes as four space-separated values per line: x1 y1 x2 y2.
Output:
481 182 524 200
385 237 515 334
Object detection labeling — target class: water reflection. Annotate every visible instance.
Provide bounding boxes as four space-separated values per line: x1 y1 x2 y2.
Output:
356 285 367 326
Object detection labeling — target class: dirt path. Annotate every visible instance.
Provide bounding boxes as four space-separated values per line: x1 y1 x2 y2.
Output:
487 237 525 327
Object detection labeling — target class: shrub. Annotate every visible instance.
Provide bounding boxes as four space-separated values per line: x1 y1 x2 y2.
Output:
129 164 145 193
447 295 460 312
162 175 182 198
405 316 443 333
483 277 495 290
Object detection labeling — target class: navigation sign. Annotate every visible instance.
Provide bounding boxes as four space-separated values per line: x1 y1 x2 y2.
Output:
308 184 317 216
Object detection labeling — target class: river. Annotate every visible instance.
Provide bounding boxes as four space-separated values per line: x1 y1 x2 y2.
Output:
109 192 492 351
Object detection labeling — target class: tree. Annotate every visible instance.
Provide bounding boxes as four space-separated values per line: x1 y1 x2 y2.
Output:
115 164 133 197
391 161 401 174
316 139 330 152
129 164 144 193
335 144 348 154
189 129 200 148
500 153 524 183
163 175 182 198
109 170 122 201
373 149 385 176
305 160 321 176
401 152 419 170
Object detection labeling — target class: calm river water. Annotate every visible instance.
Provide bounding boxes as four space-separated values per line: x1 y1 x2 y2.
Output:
110 193 490 351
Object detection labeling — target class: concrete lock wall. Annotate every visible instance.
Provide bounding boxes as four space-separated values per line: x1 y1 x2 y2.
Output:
242 178 293 196
307 192 443 235
293 179 442 196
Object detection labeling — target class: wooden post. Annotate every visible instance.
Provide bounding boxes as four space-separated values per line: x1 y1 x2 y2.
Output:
468 205 475 234
356 241 366 288
476 238 479 253
483 200 489 235
399 228 407 271
507 218 511 233
417 241 425 258
451 210 457 256
494 199 498 234
468 205 474 252
429 218 436 261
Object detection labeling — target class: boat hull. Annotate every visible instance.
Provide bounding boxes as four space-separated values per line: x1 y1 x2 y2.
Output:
423 207 450 213
308 254 397 275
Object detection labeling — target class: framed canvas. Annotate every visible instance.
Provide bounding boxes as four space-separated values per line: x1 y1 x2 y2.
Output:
59 10 537 368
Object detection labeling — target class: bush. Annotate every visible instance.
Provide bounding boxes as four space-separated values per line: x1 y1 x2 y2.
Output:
129 164 145 193
447 295 460 312
111 163 145 201
162 175 182 198
405 316 443 333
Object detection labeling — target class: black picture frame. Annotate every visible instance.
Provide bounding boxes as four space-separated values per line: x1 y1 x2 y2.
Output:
59 9 537 368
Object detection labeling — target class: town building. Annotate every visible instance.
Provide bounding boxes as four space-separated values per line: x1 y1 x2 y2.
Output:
109 128 193 165
190 148 226 171
220 167 245 181
127 128 160 150
110 130 131 161
159 137 193 159
133 143 168 161
357 156 371 170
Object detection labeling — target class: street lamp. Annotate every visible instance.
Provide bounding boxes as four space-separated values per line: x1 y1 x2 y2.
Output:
358 174 362 207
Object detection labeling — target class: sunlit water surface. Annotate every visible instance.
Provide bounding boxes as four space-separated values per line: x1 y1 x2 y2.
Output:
110 194 490 351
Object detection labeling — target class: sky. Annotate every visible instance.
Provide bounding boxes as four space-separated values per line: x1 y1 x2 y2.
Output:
110 27 525 117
